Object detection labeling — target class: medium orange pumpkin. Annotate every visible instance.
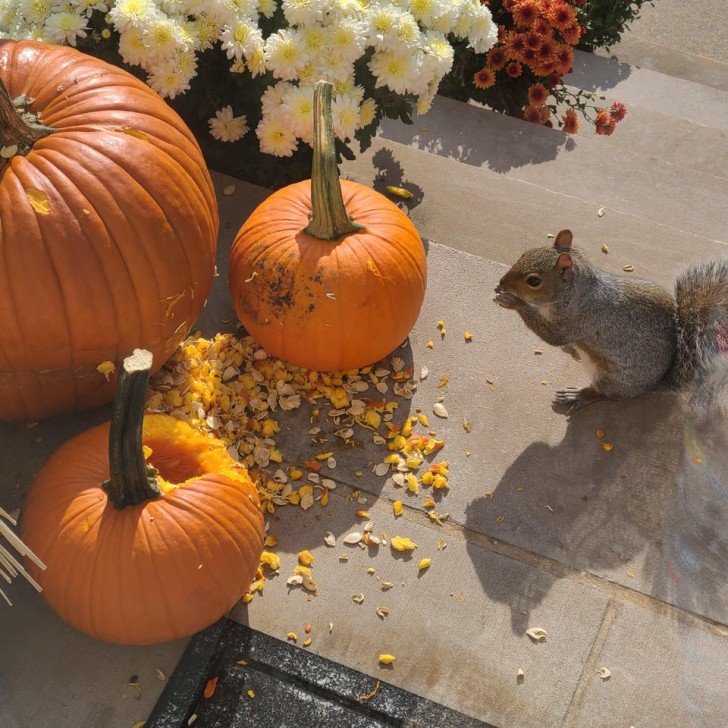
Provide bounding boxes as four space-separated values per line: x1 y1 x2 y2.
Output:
21 350 264 645
0 40 218 422
229 81 427 372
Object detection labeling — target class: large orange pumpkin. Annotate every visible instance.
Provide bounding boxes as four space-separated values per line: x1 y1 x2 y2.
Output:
229 81 427 372
21 350 264 645
0 40 218 422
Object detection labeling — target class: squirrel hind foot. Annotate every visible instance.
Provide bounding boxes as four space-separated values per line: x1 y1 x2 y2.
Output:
553 386 602 413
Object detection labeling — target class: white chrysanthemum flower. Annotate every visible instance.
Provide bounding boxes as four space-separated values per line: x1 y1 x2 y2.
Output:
468 6 498 53
428 0 463 33
226 0 259 21
245 41 266 77
265 29 309 81
421 30 454 77
332 78 363 102
296 61 317 85
109 0 156 32
367 4 401 50
144 16 191 61
260 81 291 114
299 24 327 55
256 110 299 157
147 53 195 99
333 0 366 15
395 12 420 48
230 58 246 73
209 105 249 142
43 11 88 46
258 0 276 19
282 0 325 27
117 26 149 66
328 17 367 63
19 0 52 23
70 0 109 17
409 0 444 27
332 93 360 140
358 97 377 128
314 52 353 84
187 16 218 50
280 84 314 141
368 49 420 95
220 19 263 60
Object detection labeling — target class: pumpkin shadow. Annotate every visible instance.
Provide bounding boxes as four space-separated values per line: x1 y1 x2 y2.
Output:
464 389 728 635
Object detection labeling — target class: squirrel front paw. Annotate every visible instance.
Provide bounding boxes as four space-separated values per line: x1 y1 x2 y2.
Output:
554 386 601 412
493 288 520 309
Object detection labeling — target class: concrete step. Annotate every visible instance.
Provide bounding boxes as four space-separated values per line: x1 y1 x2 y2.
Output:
340 133 727 293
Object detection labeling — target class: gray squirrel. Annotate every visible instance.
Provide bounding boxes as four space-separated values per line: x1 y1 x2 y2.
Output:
493 229 728 409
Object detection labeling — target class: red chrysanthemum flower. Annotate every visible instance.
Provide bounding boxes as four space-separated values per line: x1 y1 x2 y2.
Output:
487 46 508 71
512 0 540 28
523 105 545 124
473 66 497 90
537 37 557 63
560 22 582 45
525 30 542 51
546 1 577 31
521 47 538 67
562 108 579 134
610 101 627 122
532 18 552 37
548 72 563 87
594 108 616 135
506 61 523 78
527 82 549 107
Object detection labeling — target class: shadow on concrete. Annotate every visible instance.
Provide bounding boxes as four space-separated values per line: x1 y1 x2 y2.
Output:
565 50 633 93
464 389 728 634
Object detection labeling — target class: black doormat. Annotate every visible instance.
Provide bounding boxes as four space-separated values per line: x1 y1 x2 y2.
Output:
145 618 496 728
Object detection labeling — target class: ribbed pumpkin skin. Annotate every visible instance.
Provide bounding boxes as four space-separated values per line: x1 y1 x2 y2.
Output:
21 415 264 645
229 179 427 371
0 41 218 422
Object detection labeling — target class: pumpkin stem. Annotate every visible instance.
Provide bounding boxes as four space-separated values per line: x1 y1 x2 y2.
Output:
303 81 365 240
102 349 161 510
0 77 54 154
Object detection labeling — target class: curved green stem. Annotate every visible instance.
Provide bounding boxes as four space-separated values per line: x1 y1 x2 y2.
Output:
102 349 161 510
303 81 365 240
0 77 53 152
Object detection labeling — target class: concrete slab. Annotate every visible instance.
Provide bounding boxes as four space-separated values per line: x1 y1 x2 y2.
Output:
564 602 728 728
230 487 613 728
370 95 728 245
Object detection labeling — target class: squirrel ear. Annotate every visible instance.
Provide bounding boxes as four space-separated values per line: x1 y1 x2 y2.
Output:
556 252 574 282
554 229 573 250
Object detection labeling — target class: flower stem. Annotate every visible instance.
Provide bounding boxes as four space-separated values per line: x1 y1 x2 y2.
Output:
0 77 53 151
303 81 364 240
102 349 161 510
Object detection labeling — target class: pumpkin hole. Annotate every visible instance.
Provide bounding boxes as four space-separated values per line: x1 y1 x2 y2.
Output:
145 439 206 484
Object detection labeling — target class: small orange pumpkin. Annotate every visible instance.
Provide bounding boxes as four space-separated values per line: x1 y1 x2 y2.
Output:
21 350 264 645
0 40 218 422
229 81 427 372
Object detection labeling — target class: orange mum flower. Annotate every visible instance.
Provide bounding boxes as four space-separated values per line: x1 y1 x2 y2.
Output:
527 82 549 107
487 46 508 71
562 108 579 134
473 66 496 90
594 108 616 136
523 105 544 124
521 47 538 67
554 44 574 75
609 101 627 122
506 61 523 78
546 1 577 31
560 22 582 45
532 18 552 37
503 31 527 58
512 0 540 27
525 31 542 51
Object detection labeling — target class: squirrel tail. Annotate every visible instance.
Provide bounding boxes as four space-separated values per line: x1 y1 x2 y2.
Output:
672 259 728 414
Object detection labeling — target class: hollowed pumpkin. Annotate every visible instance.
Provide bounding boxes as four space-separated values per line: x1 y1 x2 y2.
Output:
0 40 218 421
21 350 264 645
229 81 427 372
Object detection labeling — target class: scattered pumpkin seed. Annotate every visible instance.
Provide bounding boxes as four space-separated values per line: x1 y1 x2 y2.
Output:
601 243 609 254
376 606 390 618
222 184 236 195
598 206 606 217
623 264 635 272
433 402 448 418
597 667 611 680
420 366 429 381
352 593 365 604
526 627 548 641
381 582 394 590
343 532 363 544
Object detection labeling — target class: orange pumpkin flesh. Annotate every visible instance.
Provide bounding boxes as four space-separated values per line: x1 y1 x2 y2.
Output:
229 82 427 372
21 352 264 645
0 40 219 422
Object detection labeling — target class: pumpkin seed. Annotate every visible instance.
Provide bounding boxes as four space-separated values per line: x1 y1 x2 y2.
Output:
343 532 363 544
352 593 364 604
597 667 611 680
374 462 389 477
433 402 448 418
526 627 548 641
419 365 429 381
0 144 18 158
324 532 336 546
223 184 236 195
376 606 390 618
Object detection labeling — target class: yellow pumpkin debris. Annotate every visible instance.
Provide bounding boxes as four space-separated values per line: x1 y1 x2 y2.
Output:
390 536 417 552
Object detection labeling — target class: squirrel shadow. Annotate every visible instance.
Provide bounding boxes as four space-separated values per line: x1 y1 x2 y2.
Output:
464 389 728 634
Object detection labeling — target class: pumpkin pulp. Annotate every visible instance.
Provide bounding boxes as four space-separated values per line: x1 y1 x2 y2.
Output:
302 81 364 241
103 349 250 504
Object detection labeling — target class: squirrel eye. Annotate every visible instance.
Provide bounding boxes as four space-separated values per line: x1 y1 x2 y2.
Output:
525 275 542 288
